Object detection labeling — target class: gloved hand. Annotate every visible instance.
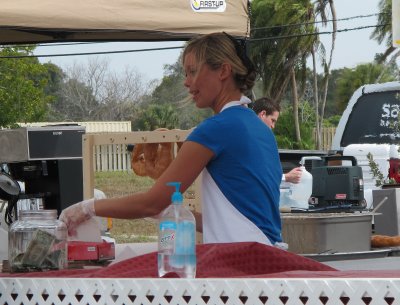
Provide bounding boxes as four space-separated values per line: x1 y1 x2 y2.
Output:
59 198 96 236
284 167 303 184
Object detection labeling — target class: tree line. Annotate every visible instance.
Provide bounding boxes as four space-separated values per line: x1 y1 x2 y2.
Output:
0 0 397 150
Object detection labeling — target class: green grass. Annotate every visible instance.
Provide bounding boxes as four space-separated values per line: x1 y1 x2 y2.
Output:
94 171 154 196
94 171 158 243
94 171 197 243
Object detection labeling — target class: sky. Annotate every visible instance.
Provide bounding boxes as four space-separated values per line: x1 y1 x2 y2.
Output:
318 0 385 70
34 0 385 82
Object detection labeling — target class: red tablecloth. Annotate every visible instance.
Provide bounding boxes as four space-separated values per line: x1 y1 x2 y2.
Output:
1 242 336 278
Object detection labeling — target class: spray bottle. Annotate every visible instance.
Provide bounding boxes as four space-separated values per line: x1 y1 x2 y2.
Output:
158 182 196 278
289 156 321 209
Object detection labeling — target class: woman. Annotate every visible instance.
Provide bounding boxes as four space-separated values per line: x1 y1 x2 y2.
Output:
60 32 283 246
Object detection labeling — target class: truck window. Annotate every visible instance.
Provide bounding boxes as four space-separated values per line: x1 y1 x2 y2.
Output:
341 91 400 147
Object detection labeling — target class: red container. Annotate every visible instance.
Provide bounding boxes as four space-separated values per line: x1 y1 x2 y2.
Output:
68 240 115 262
389 158 400 183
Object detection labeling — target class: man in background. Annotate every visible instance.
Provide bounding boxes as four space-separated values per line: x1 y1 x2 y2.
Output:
251 97 302 184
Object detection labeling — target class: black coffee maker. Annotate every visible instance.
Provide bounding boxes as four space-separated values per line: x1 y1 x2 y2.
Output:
0 125 85 223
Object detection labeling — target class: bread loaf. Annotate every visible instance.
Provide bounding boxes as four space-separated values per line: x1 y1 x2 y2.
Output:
371 234 400 247
144 142 173 179
131 144 146 176
131 128 175 179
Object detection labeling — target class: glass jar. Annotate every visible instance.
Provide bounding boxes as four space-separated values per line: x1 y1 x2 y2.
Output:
8 209 67 272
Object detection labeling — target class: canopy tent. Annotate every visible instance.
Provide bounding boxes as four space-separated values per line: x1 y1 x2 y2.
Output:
0 0 250 44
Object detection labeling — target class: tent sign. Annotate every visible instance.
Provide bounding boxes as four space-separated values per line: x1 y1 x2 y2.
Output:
191 0 226 12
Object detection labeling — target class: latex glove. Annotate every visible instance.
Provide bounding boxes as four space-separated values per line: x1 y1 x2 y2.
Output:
284 167 303 184
59 198 96 236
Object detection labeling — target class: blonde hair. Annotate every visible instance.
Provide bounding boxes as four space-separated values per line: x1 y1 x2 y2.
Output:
183 32 257 94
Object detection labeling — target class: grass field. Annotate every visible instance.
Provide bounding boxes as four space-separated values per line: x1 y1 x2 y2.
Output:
94 171 159 243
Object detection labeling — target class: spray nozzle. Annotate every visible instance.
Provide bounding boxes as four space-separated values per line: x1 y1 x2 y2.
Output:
167 182 183 204
299 156 322 166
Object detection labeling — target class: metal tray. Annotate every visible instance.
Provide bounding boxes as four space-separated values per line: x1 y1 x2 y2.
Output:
282 212 375 254
303 248 391 262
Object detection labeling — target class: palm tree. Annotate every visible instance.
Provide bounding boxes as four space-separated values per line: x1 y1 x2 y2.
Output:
370 0 400 83
250 0 316 144
133 104 179 131
371 0 393 63
312 0 337 149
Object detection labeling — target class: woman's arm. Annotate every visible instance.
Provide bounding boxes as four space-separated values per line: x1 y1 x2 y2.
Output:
94 141 213 219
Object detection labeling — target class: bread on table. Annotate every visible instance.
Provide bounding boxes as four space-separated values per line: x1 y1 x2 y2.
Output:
371 234 400 247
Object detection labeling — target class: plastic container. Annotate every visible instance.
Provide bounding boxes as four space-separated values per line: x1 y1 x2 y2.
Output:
289 166 313 209
158 182 196 278
279 180 296 209
8 209 68 272
288 156 320 209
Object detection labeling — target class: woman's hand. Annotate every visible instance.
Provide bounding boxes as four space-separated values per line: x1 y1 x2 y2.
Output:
59 198 96 236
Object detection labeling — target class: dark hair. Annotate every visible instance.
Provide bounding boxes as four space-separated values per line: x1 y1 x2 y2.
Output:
250 97 281 115
183 32 257 94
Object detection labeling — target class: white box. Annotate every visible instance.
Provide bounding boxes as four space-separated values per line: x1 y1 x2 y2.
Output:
373 188 400 236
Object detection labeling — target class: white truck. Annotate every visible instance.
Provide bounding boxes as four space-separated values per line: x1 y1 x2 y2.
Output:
331 81 400 208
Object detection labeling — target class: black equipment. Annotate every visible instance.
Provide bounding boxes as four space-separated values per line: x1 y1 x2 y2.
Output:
310 155 366 211
0 126 85 222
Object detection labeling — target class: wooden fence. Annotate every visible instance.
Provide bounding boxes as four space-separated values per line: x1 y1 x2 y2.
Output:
93 144 131 172
313 127 336 151
83 130 192 197
92 127 337 172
